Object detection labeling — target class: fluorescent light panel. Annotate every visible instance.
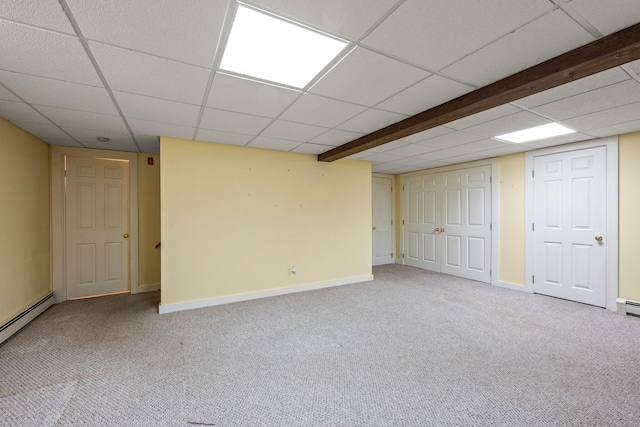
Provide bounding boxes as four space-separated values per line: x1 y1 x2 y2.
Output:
495 123 576 143
220 5 347 89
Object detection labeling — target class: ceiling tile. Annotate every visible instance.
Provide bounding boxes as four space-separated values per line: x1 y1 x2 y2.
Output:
134 135 160 154
563 102 640 132
360 153 405 164
532 79 640 120
518 132 594 149
419 131 486 149
291 143 336 155
513 67 631 109
471 145 528 158
0 85 19 102
387 157 430 166
0 21 101 86
462 111 552 138
127 118 195 140
627 60 640 77
336 108 407 133
588 119 640 138
446 104 523 131
260 120 327 142
383 143 439 157
66 0 227 67
400 126 454 143
0 0 74 33
376 75 474 115
194 129 253 147
443 10 594 86
0 71 117 114
36 106 127 132
567 0 640 35
244 0 398 41
0 101 50 124
280 94 367 128
372 162 404 173
63 127 136 151
114 91 200 127
362 0 554 70
200 108 272 135
12 121 71 140
248 137 301 151
309 129 364 147
310 47 429 106
207 73 300 118
416 149 468 161
449 138 515 153
368 140 410 153
89 42 211 105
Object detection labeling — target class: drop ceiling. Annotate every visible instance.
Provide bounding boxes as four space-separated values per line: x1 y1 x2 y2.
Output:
1 0 639 173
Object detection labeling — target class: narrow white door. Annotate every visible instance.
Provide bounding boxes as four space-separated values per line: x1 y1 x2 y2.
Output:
533 147 606 307
372 177 394 266
440 166 492 283
404 173 440 271
65 156 130 299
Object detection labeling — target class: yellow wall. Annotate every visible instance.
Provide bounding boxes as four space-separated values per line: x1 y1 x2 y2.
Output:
497 153 526 286
160 138 371 306
618 132 640 302
0 118 51 325
137 153 161 287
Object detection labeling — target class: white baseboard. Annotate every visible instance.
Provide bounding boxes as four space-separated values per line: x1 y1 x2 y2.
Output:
158 274 374 314
0 293 55 344
494 280 530 293
617 298 640 316
138 283 160 293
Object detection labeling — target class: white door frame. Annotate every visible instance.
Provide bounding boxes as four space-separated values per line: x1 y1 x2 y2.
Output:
399 159 499 287
52 146 139 303
372 173 396 264
525 137 618 311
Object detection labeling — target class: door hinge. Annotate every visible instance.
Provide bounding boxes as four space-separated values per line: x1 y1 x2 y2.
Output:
490 223 492 231
489 176 492 184
391 253 394 258
402 254 405 259
391 220 393 225
402 185 405 191
391 186 393 192
532 170 535 178
532 275 535 284
402 219 405 225
532 223 535 231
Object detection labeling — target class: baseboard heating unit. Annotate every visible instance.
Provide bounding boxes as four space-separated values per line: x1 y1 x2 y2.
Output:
0 293 54 345
617 298 640 317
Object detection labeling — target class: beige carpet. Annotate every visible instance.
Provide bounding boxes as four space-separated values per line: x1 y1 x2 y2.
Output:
2 264 640 426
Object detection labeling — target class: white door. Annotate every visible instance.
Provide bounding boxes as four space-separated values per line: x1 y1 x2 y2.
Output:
533 147 606 307
403 165 491 283
440 166 492 282
65 156 130 299
372 177 394 266
404 173 440 271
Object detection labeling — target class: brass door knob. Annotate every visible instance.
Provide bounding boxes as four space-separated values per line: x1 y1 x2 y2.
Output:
435 228 440 232
441 228 445 233
372 226 376 231
123 233 129 239
595 235 603 242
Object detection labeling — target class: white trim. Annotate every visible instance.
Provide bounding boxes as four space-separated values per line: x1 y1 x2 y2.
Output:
525 137 618 311
158 274 374 314
372 173 396 266
51 147 139 302
0 294 54 344
617 298 640 316
617 298 627 315
397 158 499 284
495 280 531 293
138 283 161 293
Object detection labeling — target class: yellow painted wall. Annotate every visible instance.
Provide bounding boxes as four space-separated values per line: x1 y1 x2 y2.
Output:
160 138 371 306
0 118 51 325
497 153 526 286
618 132 640 302
137 153 161 287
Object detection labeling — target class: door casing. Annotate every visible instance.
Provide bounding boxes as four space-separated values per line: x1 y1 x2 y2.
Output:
372 173 396 266
52 146 140 303
525 137 618 311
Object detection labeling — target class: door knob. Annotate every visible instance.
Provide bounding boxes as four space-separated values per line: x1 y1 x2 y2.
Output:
372 226 376 231
435 228 440 232
123 233 129 239
441 228 445 233
595 235 603 242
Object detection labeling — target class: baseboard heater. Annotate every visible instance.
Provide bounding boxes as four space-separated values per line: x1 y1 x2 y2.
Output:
617 298 640 317
0 293 54 345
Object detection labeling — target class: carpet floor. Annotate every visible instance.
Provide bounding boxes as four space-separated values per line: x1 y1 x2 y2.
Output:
1 265 640 426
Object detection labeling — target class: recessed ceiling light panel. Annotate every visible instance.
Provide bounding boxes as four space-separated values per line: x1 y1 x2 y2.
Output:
220 5 347 88
494 123 576 143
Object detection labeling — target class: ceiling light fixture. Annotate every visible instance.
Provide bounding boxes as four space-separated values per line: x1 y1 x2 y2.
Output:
494 123 576 143
219 5 347 88
96 137 111 142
